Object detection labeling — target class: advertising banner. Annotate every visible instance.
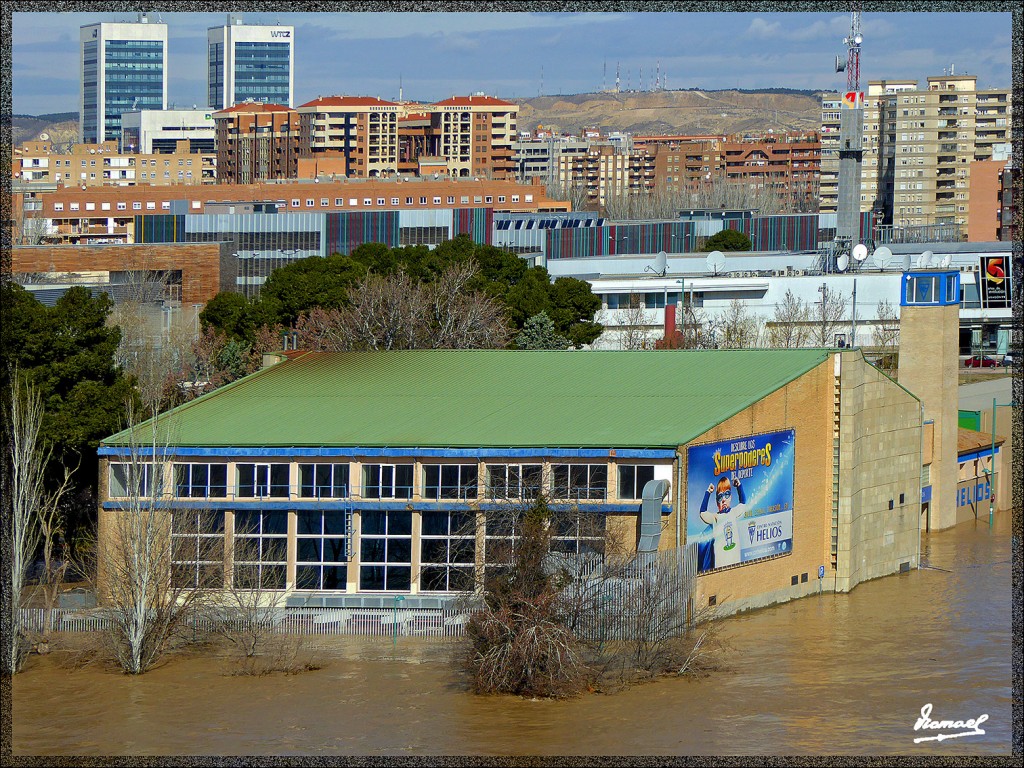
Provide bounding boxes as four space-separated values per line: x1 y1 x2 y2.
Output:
686 429 795 574
980 255 1011 308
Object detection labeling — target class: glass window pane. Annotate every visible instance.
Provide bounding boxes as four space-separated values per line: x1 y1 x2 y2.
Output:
323 538 347 562
323 512 348 536
321 565 346 590
297 538 321 562
361 538 386 563
389 511 412 536
421 566 448 591
388 567 411 591
300 465 315 497
210 465 228 497
421 539 448 564
362 510 386 535
395 466 413 498
297 510 321 536
360 565 385 590
296 565 320 589
388 539 412 563
422 510 448 536
263 510 288 535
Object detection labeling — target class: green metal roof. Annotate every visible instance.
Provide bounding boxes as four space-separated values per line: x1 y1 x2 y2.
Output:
103 349 832 450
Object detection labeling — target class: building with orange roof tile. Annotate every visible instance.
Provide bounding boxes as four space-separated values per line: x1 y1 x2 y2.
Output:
212 102 301 184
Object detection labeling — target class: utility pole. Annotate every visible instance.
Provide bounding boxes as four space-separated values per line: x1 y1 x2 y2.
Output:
850 279 857 347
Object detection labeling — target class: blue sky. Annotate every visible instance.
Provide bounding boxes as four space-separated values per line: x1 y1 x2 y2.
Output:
11 10 1014 116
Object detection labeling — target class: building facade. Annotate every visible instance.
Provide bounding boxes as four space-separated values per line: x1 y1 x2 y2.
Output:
213 103 301 184
80 13 168 145
97 348 922 616
430 95 518 179
207 16 294 110
298 96 401 178
120 108 217 155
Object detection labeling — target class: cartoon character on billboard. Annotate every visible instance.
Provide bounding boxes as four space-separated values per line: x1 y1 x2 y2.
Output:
698 473 748 569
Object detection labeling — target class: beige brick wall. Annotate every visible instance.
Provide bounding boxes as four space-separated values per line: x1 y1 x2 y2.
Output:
685 359 835 615
837 352 922 592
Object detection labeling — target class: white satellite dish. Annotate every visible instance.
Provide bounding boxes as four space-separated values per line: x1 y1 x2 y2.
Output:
939 254 952 268
872 246 893 270
653 250 667 276
706 250 726 276
852 243 868 262
918 250 934 269
901 253 912 272
38 132 49 141
836 253 850 272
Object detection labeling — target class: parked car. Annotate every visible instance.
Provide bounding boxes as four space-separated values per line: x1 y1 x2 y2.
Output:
964 355 999 368
1001 354 1015 367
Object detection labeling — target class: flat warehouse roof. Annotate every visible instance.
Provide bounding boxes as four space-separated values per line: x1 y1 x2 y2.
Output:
103 349 831 450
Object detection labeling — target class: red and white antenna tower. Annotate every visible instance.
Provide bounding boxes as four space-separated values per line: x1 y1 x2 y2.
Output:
843 8 863 91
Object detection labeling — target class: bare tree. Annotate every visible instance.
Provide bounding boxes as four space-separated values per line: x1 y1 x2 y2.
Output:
716 299 763 349
767 290 812 348
5 371 47 673
810 284 849 348
871 299 901 375
545 179 591 212
615 294 657 350
294 262 511 351
88 402 213 674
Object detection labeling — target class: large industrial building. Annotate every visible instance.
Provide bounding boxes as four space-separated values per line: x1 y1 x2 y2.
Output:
97 346 924 616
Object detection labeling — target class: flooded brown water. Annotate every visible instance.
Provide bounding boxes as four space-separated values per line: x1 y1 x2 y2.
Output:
12 512 1014 756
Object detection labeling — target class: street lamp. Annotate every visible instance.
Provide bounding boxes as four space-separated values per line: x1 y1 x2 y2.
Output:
984 397 1015 527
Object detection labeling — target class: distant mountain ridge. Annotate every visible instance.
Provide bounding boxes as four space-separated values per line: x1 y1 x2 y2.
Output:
12 89 828 151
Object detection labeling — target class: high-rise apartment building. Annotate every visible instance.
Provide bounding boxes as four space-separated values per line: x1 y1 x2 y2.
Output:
80 13 168 145
207 15 294 110
212 103 301 184
820 73 1013 238
431 95 518 179
298 96 401 178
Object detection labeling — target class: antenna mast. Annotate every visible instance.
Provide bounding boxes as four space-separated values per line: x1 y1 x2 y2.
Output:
844 6 862 91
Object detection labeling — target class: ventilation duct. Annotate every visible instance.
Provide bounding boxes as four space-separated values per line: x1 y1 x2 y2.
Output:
638 478 670 554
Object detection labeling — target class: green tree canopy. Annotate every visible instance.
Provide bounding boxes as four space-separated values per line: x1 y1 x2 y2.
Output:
701 228 752 252
515 312 570 350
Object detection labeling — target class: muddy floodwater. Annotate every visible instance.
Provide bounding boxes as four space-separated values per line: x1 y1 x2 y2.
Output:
12 513 1014 756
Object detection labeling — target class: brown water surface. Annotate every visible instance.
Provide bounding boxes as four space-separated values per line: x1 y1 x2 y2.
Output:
12 513 1014 756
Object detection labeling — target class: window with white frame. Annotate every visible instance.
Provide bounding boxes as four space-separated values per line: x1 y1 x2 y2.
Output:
377 198 386 206
362 463 413 499
364 198 372 206
132 202 142 210
108 462 158 498
146 201 155 210
171 510 225 588
359 510 412 590
617 464 656 500
391 197 400 205
420 509 476 591
486 463 542 499
173 463 228 498
422 464 478 500
292 199 300 208
551 463 607 500
550 509 606 556
116 201 127 210
161 201 170 209
236 463 290 498
336 198 344 206
446 196 455 204
295 509 351 590
232 509 288 589
320 198 329 207
54 203 64 212
299 463 349 498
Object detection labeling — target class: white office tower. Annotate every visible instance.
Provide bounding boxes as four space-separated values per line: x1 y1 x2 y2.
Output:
80 13 169 144
207 15 295 110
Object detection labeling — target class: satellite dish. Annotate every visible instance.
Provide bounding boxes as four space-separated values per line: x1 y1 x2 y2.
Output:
706 250 726 276
872 246 893 269
654 250 667 276
38 132 49 141
852 243 868 262
918 250 934 268
836 253 850 272
901 253 911 272
939 254 952 268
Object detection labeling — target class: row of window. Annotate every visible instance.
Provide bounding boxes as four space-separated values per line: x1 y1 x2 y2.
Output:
170 506 604 592
285 193 527 209
111 461 657 502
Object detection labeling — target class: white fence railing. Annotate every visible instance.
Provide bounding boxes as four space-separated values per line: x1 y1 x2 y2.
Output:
19 545 697 643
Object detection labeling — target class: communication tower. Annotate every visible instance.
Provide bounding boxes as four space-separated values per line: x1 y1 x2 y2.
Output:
833 7 865 267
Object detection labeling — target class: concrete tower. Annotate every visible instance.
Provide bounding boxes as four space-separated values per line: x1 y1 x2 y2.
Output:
897 268 961 531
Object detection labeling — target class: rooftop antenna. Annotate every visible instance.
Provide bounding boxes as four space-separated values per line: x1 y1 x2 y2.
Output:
399 74 403 102
603 60 607 92
615 62 620 93
656 60 661 90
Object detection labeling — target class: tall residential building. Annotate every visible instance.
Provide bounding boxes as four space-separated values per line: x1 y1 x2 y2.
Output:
820 73 1013 238
212 103 301 184
207 15 294 110
80 14 168 145
430 95 518 179
297 96 401 178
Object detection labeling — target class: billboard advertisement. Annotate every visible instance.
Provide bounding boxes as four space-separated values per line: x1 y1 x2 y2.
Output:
686 429 795 574
980 255 1011 308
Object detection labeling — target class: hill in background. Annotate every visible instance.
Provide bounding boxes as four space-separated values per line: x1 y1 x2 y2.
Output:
12 89 827 151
